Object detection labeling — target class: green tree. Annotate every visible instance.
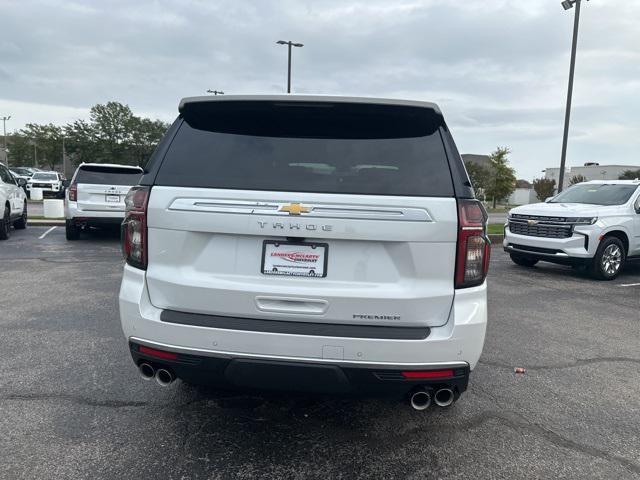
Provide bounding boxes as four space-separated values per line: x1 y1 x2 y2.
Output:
533 178 556 201
619 169 640 180
19 123 64 170
464 162 491 200
129 117 169 166
485 147 516 208
7 101 169 170
6 133 35 167
569 174 587 185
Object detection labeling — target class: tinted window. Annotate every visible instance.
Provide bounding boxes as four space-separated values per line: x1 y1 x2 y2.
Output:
32 173 58 181
156 101 454 196
0 166 14 184
75 166 142 186
551 184 639 206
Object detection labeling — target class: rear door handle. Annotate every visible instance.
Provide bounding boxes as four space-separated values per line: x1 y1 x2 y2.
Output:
255 296 328 315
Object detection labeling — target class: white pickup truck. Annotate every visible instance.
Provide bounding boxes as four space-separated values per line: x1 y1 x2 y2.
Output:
504 180 640 280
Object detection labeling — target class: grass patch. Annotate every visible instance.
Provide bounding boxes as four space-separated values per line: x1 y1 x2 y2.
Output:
487 224 504 235
28 216 64 220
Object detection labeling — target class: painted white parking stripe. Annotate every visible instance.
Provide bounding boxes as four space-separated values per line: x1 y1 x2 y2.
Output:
619 283 640 287
38 226 57 239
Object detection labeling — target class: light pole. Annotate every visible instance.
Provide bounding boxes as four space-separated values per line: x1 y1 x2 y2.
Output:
557 0 588 193
1 115 10 166
206 90 224 95
276 40 304 93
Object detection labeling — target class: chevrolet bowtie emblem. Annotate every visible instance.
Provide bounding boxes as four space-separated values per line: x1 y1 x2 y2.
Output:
527 219 539 226
279 203 312 215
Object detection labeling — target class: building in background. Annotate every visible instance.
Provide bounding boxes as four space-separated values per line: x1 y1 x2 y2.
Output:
508 180 537 205
544 163 640 192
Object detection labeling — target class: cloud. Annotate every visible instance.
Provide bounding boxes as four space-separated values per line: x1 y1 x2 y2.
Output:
0 0 639 179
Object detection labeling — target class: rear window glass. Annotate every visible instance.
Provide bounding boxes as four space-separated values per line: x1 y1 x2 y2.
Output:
76 166 142 186
155 101 454 196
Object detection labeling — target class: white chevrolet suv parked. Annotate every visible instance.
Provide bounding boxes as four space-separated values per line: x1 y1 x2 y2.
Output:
27 171 64 198
0 163 28 239
119 95 490 410
65 163 143 240
505 180 640 280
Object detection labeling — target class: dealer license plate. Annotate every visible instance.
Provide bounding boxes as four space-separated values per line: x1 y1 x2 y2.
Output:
261 241 328 277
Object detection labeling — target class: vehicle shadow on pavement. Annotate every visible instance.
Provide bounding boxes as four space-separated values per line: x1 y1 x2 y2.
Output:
505 258 640 282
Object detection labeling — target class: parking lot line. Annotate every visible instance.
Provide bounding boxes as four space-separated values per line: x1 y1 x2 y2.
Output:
619 282 640 287
38 226 57 239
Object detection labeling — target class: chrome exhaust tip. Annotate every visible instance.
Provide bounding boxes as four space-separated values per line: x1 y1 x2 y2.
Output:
139 363 155 381
155 368 175 387
410 390 432 411
434 388 455 407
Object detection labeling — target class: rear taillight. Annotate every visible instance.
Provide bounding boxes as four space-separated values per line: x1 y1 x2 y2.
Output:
455 199 490 289
122 186 150 270
68 184 77 202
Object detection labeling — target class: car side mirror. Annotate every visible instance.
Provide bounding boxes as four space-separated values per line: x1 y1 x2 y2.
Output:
17 178 27 187
635 199 640 214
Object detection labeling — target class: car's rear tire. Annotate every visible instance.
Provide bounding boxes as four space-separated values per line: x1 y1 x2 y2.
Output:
65 219 80 241
13 201 27 230
0 205 10 240
590 237 625 280
510 253 538 267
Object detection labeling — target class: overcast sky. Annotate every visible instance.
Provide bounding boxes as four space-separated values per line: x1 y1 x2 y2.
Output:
1 0 639 180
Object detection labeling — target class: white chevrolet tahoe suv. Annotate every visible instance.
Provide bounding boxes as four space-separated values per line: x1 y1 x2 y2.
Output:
505 180 640 280
65 163 143 240
0 163 28 239
119 95 490 410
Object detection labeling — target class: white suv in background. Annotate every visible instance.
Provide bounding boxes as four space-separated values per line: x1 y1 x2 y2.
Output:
0 163 28 240
27 171 65 198
65 163 143 240
505 180 640 279
119 95 490 411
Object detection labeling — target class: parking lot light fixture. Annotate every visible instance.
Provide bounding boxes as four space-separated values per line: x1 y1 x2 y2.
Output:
276 40 304 93
557 0 588 193
1 115 10 166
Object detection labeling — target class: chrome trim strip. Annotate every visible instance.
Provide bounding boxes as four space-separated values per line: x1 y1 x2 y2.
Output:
168 198 432 222
129 337 468 370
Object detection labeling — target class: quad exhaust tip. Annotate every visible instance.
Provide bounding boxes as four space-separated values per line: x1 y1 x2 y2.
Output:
139 363 155 381
155 368 175 387
410 390 432 411
434 388 455 407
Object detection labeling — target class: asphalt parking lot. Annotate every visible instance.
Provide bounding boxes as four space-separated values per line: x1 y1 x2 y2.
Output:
1 226 639 480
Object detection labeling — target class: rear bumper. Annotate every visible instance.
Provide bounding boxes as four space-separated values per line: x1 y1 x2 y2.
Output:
129 340 470 396
65 201 125 224
119 265 487 396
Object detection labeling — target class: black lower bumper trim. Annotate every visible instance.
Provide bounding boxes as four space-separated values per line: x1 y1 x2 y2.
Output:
505 245 591 266
161 310 431 340
129 342 470 397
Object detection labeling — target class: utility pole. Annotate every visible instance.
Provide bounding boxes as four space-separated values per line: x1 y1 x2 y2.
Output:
276 40 304 93
62 136 68 177
558 0 587 193
206 90 224 95
1 115 10 166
